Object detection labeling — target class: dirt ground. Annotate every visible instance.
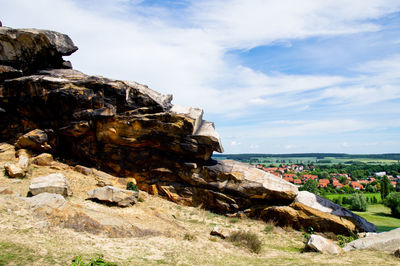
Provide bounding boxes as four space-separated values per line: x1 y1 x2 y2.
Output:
0 144 399 265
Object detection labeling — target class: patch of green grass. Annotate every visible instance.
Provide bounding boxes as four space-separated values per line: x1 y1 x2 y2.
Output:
229 217 240 223
0 241 39 265
264 222 275 233
337 234 358 247
354 204 400 232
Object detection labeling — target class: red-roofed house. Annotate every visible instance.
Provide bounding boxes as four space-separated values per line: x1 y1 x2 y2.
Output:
391 181 397 187
294 179 302 185
350 181 364 190
332 181 343 189
284 177 294 183
284 173 297 179
301 174 318 181
318 179 330 188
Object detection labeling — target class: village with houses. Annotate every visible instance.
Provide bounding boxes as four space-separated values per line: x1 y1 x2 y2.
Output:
255 163 399 192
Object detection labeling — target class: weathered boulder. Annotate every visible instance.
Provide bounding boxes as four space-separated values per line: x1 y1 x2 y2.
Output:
295 191 376 232
0 27 77 73
259 202 357 235
343 228 400 252
26 192 66 210
32 153 53 166
306 234 342 254
14 129 51 151
4 162 25 178
29 173 72 197
74 165 92 176
87 186 138 207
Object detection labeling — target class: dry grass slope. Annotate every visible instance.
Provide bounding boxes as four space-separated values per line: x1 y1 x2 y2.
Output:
0 146 399 265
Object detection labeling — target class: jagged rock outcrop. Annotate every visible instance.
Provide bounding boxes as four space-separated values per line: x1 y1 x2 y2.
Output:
294 191 376 232
0 27 77 74
0 27 376 235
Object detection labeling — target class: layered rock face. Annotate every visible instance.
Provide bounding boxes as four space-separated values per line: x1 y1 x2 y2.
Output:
0 27 375 235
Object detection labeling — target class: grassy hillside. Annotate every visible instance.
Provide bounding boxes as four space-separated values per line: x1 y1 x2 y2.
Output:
354 204 400 232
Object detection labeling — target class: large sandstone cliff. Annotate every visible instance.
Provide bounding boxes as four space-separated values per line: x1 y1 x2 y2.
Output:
0 26 375 235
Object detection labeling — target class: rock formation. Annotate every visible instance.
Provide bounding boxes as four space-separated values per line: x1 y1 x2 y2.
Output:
343 227 400 252
0 26 376 235
306 234 342 255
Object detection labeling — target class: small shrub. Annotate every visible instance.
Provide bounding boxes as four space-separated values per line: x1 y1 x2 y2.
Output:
228 231 262 253
337 234 358 247
264 222 275 233
348 193 367 212
126 182 139 192
384 192 400 218
71 254 116 266
229 217 240 224
183 233 196 241
302 232 310 242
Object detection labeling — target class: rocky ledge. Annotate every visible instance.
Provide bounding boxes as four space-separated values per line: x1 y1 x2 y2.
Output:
0 26 376 235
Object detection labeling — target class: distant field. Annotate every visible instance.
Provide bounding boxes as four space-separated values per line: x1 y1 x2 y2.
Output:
321 195 400 232
213 154 400 165
354 204 400 232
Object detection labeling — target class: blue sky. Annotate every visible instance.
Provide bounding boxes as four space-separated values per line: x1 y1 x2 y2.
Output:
1 0 400 154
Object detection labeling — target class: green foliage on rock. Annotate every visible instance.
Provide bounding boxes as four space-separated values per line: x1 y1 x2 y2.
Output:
126 182 139 192
384 192 400 218
348 193 367 212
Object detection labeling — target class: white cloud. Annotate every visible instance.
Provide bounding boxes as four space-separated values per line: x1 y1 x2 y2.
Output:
230 141 241 146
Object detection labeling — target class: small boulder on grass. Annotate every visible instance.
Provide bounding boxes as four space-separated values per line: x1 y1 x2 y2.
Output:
32 153 53 166
210 225 231 239
29 173 72 197
306 234 342 255
87 186 138 207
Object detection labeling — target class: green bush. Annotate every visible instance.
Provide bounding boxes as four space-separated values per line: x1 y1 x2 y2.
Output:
126 182 139 192
348 193 367 212
71 254 116 266
337 234 358 247
384 192 400 218
228 231 262 253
